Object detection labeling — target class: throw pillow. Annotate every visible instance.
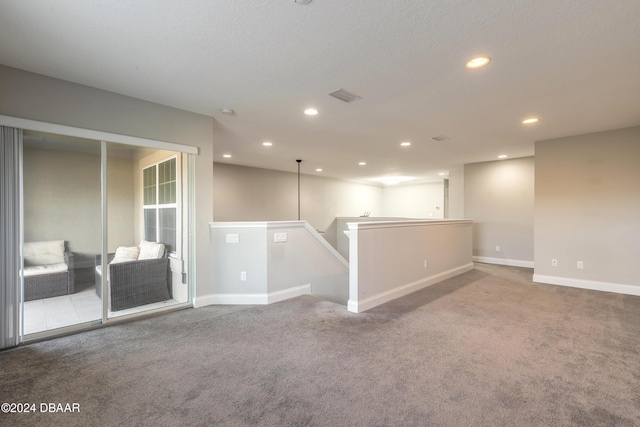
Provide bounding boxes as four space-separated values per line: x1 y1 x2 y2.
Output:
111 246 140 264
23 240 66 266
138 240 165 260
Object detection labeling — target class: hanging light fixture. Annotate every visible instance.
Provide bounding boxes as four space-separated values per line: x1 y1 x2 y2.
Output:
296 160 302 220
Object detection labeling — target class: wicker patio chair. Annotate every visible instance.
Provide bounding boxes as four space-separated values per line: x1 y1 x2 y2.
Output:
95 253 171 311
24 246 75 301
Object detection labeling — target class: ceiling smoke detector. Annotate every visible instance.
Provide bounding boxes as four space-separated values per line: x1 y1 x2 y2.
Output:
329 88 362 103
431 135 450 142
220 108 235 115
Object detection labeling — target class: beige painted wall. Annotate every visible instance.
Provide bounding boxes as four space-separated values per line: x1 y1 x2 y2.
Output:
381 181 445 219
23 144 134 266
1 65 214 298
212 163 456 248
534 126 640 286
348 220 473 312
107 153 136 251
23 145 100 266
464 157 535 264
212 162 383 235
448 166 464 219
207 222 348 306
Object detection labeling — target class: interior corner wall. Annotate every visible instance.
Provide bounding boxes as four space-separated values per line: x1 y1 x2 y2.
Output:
212 162 382 247
0 65 214 300
534 126 640 288
381 181 445 219
464 156 535 266
447 166 464 219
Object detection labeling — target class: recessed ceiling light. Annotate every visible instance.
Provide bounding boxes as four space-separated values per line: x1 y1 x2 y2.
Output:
316 168 323 172
304 108 318 116
262 141 272 146
498 155 508 159
358 162 366 166
223 154 231 158
466 56 491 69
438 172 446 176
400 141 411 147
522 118 539 124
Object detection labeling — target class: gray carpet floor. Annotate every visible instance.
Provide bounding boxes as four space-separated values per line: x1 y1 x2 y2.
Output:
2 263 639 426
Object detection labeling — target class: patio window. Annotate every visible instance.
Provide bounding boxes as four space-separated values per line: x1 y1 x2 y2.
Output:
143 157 178 255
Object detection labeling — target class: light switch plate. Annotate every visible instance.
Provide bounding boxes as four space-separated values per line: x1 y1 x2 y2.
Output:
274 232 288 243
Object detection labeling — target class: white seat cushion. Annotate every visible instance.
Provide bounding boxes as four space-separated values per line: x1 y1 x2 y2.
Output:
95 265 110 281
24 263 68 277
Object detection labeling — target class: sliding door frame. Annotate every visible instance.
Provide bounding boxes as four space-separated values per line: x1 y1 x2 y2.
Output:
0 114 198 343
0 127 23 349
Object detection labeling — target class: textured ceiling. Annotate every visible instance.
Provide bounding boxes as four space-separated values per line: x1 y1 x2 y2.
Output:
1 0 639 184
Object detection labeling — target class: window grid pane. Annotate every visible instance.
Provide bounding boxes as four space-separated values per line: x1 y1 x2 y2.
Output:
144 209 157 242
159 208 176 254
143 158 177 251
143 166 156 205
158 158 176 204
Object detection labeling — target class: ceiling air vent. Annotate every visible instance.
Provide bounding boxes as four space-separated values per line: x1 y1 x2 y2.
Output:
329 88 362 103
431 135 450 142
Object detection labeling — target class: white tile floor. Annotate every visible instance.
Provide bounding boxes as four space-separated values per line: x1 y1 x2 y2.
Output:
23 288 182 335
23 287 102 335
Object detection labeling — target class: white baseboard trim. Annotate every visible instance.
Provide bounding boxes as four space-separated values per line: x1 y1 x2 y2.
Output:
194 284 312 307
194 293 267 307
347 263 474 313
473 256 534 268
533 274 640 297
267 284 312 304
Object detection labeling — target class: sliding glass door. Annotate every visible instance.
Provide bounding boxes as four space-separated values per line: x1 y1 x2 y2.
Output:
104 144 189 319
22 131 102 336
0 116 197 344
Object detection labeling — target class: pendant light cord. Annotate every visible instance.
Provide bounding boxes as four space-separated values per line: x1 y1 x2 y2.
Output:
296 160 301 221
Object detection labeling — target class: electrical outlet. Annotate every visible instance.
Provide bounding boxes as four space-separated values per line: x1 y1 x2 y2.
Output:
424 259 428 268
552 259 558 267
577 261 584 269
240 271 247 281
495 246 501 252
